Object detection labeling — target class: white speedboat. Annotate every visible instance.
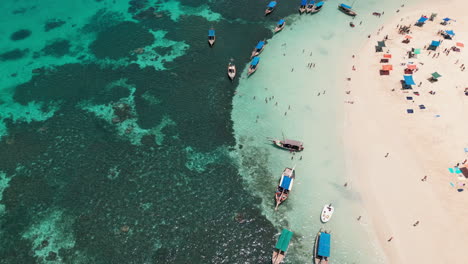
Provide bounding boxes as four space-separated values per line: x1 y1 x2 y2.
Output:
320 204 334 223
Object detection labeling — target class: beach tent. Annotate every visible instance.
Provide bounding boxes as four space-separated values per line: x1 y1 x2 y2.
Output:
377 41 386 47
383 54 392 58
404 75 416 86
456 42 464 48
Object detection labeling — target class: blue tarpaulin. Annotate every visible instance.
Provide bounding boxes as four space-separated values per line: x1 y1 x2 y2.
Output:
308 0 315 5
445 30 455 36
340 3 352 9
316 1 324 7
443 17 451 21
318 232 331 257
278 19 285 25
280 176 292 190
431 40 440 47
404 75 416 85
268 1 277 8
251 57 260 66
208 30 215 36
301 0 307 6
255 41 265 50
417 16 428 23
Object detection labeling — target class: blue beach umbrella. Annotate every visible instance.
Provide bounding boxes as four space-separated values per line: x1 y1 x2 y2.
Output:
443 17 451 21
445 30 455 36
430 40 440 47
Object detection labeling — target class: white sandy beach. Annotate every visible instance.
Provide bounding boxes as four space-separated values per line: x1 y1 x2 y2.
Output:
345 0 468 262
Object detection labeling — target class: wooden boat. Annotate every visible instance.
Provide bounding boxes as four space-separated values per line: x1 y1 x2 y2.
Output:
338 3 357 16
320 204 334 223
306 1 315 13
272 229 293 264
227 61 236 81
309 1 325 14
314 229 331 264
251 40 266 58
265 1 277 16
299 0 307 14
271 138 304 152
208 29 215 47
248 57 260 76
275 167 295 210
274 19 286 33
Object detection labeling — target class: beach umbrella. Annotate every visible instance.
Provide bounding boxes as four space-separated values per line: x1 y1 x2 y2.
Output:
456 42 464 47
407 64 417 70
431 72 442 79
413 48 421 54
404 75 416 85
405 35 412 39
383 54 392 58
430 40 440 47
377 41 386 47
445 30 455 36
443 17 451 21
382 65 393 71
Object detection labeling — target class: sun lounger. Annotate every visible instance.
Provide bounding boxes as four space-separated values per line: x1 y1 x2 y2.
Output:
407 109 414 114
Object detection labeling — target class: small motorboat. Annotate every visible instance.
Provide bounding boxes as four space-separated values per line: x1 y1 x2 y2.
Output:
350 22 355 27
320 204 334 223
275 167 295 210
270 138 304 152
265 1 277 15
227 61 236 81
248 57 260 76
272 229 294 264
299 0 307 14
306 1 315 13
208 29 215 47
314 229 331 264
338 3 357 16
309 1 325 14
274 19 286 33
251 40 266 58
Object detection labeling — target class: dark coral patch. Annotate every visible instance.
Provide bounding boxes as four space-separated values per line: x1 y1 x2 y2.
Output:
10 29 32 41
0 49 29 61
89 21 154 60
41 39 71 57
44 19 66 32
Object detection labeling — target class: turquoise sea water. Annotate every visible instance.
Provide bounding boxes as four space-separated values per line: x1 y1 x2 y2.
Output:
0 0 416 263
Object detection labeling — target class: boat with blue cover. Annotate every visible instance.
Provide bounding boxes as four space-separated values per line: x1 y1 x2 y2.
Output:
309 1 325 14
299 0 307 14
314 229 331 264
248 57 260 76
265 1 277 15
275 167 295 210
272 229 294 264
208 29 216 47
251 40 266 58
275 19 286 33
306 1 315 13
338 3 357 16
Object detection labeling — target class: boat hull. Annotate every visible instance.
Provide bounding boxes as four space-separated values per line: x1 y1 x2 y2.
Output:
338 6 356 16
265 9 274 15
272 250 285 264
273 140 304 152
208 39 215 47
274 23 285 33
248 67 257 76
299 7 306 14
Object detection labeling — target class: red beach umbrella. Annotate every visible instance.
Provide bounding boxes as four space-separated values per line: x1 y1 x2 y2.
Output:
405 35 413 39
407 64 417 70
383 54 392 58
382 65 393 71
456 42 464 47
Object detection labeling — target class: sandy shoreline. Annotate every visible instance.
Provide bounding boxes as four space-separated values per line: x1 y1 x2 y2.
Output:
345 0 468 262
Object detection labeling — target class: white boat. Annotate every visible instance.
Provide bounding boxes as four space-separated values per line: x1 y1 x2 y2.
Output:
208 28 215 47
227 61 236 81
320 204 334 223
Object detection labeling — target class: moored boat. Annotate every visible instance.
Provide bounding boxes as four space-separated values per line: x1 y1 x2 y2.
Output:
208 29 216 47
310 1 325 13
275 19 286 33
265 1 277 15
227 61 236 81
314 229 331 264
248 57 260 76
271 138 304 152
251 40 266 58
275 167 295 210
338 3 357 16
320 204 334 223
305 1 315 13
299 0 307 14
272 229 294 264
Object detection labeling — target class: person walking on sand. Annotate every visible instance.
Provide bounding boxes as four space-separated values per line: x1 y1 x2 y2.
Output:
385 152 389 158
388 236 394 242
413 221 420 227
422 175 427 181
357 216 362 221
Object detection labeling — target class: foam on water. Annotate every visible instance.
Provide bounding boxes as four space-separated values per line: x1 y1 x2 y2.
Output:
151 0 222 22
232 0 419 262
0 171 10 215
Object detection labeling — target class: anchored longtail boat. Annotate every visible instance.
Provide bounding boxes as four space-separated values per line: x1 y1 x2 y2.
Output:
275 19 286 33
299 0 307 14
306 1 315 13
251 40 266 58
248 57 260 76
338 3 357 16
310 1 325 13
208 29 216 47
227 61 236 81
275 167 295 210
271 138 304 152
314 229 331 264
265 1 277 15
272 229 293 264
